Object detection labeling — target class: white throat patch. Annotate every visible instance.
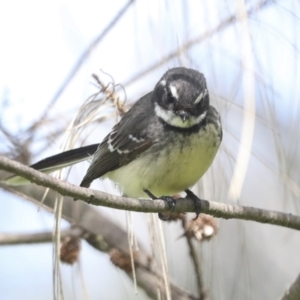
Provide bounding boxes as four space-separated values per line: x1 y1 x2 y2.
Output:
154 102 207 128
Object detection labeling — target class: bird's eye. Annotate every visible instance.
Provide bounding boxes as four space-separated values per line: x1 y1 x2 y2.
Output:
164 92 176 106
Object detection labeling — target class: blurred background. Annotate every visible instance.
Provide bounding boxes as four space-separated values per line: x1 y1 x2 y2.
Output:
0 0 300 299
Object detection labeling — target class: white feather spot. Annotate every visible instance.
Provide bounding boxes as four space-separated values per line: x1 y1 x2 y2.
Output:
160 80 166 86
108 131 133 154
117 148 129 154
129 134 144 143
107 132 116 152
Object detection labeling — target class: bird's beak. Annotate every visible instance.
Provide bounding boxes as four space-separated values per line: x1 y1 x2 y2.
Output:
178 111 189 123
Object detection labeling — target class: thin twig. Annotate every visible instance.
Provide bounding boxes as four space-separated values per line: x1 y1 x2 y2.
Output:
181 217 208 300
1 155 300 231
91 73 127 115
0 227 84 246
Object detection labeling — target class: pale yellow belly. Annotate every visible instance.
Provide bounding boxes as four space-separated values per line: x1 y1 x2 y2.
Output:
106 124 220 198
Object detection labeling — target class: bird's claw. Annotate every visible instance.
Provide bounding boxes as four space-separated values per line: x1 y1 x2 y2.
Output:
185 189 201 220
144 189 176 221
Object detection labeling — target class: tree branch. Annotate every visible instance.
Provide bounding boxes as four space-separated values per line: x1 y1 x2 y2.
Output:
1 154 300 231
0 227 84 246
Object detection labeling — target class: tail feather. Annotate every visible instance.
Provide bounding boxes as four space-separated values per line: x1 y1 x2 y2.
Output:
79 178 91 188
4 144 99 186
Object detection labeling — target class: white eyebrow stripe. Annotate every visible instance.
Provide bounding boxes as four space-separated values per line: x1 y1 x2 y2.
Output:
169 84 179 100
194 89 208 104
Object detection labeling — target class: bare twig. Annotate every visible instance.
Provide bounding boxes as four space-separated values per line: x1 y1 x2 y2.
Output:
0 227 84 246
1 154 300 230
181 217 208 300
92 73 127 116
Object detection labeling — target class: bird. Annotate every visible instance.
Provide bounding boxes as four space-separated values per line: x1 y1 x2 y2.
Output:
6 67 222 220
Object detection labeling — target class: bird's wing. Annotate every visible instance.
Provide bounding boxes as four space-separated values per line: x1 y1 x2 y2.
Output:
80 92 155 188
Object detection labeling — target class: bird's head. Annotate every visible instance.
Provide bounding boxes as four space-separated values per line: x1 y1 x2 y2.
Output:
154 67 209 129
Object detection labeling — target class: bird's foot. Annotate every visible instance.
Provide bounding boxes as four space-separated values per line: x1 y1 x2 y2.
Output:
143 189 176 221
185 189 201 220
